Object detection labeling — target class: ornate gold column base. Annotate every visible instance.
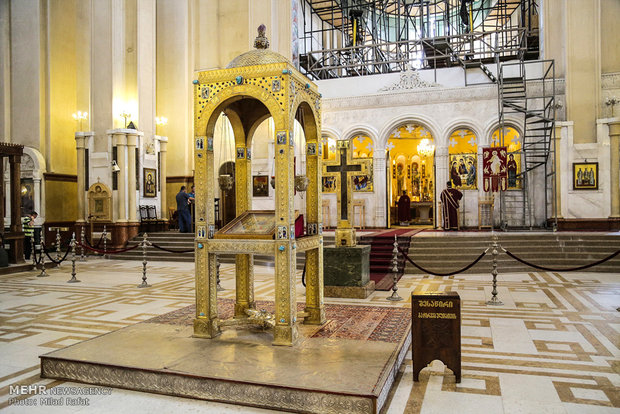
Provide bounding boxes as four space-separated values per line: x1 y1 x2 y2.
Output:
303 306 326 325
273 324 298 347
335 228 356 247
193 317 221 339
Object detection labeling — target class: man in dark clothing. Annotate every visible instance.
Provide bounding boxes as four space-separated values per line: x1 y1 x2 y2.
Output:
22 211 37 260
440 182 462 230
176 186 194 233
396 190 411 225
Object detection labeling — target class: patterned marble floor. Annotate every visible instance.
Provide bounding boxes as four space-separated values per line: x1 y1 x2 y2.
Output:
0 259 618 413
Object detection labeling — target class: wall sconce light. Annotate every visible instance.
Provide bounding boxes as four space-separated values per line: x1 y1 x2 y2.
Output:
111 160 121 173
605 97 618 117
120 111 131 128
72 111 88 131
155 116 168 126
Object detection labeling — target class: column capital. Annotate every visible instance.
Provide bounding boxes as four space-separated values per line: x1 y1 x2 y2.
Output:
75 134 86 149
113 134 127 146
608 120 620 137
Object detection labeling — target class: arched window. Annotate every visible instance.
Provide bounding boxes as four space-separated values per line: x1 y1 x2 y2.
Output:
351 135 373 158
491 126 522 189
448 128 477 190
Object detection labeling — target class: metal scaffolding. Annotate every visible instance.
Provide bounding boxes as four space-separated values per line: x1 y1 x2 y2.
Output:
299 0 540 82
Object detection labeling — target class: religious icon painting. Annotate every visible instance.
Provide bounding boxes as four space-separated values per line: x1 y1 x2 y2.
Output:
247 148 251 160
307 223 317 235
277 225 287 240
272 79 281 92
143 168 157 197
207 137 213 151
448 154 477 190
307 143 317 156
208 225 215 239
322 176 337 193
252 175 269 197
195 137 204 150
352 175 373 192
200 87 209 100
506 152 521 189
276 131 287 145
482 147 507 192
236 147 245 159
573 162 598 190
290 225 295 240
197 226 206 239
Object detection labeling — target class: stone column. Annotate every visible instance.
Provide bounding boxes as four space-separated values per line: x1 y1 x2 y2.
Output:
33 178 41 216
126 132 140 239
552 125 563 219
126 133 138 222
113 132 128 247
0 158 4 228
9 155 21 233
75 133 87 222
159 136 168 220
609 120 620 219
8 155 24 263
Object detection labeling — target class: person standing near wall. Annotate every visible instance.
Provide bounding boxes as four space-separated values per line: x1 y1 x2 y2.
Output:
22 211 37 260
175 187 194 233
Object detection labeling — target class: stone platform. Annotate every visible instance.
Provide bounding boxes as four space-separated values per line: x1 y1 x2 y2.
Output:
40 301 411 414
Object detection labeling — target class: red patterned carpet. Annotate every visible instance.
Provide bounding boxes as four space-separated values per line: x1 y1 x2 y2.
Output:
145 299 410 343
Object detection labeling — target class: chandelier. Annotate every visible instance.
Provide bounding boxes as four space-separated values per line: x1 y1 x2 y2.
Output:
417 139 435 158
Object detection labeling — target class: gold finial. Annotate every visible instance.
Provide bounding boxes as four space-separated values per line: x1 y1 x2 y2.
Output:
254 24 270 49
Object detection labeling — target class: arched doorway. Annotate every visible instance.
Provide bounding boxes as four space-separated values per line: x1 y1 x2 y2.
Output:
386 123 435 226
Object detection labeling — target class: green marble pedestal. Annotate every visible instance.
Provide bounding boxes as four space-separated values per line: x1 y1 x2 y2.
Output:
323 245 374 298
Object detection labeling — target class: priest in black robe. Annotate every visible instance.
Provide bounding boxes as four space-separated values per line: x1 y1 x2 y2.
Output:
440 181 462 230
396 190 411 225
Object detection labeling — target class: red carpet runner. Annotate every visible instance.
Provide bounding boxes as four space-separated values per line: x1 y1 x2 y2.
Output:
359 229 420 291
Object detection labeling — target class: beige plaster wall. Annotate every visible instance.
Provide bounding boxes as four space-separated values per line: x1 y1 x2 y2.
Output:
601 0 620 74
46 180 77 221
565 0 600 144
9 0 46 151
48 0 77 175
157 0 192 177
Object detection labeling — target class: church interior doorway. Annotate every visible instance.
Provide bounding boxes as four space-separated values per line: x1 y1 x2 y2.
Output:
386 124 435 227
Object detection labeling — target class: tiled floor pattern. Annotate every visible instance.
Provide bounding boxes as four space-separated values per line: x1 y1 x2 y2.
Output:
0 259 618 413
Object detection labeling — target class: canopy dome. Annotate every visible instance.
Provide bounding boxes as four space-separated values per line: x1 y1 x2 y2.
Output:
226 24 292 69
226 49 291 69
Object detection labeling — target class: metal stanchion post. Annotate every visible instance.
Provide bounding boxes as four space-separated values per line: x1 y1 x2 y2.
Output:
79 226 86 262
387 235 403 301
103 225 107 258
37 232 48 278
67 232 81 283
216 254 224 291
54 228 62 265
486 235 503 306
138 233 152 288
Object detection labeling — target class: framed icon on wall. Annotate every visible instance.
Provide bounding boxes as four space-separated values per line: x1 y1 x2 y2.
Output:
573 162 598 190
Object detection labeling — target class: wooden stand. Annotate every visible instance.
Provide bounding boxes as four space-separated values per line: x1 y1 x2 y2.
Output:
352 199 365 229
412 291 461 383
478 195 494 230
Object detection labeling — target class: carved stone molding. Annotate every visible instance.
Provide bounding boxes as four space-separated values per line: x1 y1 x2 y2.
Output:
324 79 566 112
41 358 375 414
602 72 620 90
379 67 441 91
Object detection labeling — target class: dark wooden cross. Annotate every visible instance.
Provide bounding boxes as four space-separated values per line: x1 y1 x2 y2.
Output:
325 142 364 222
